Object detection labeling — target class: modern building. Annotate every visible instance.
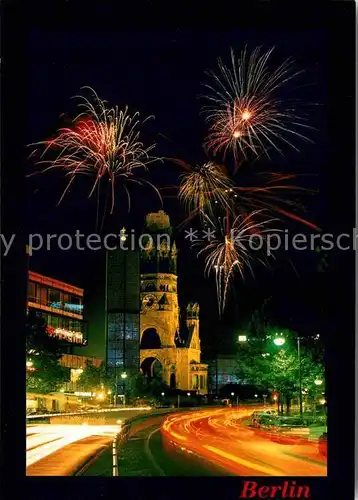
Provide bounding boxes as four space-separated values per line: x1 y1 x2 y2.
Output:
139 211 208 394
105 242 141 394
27 271 87 352
206 354 241 394
27 271 102 391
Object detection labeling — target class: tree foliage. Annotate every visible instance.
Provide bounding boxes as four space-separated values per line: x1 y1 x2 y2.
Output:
77 359 108 392
26 311 67 394
77 362 169 402
236 324 325 413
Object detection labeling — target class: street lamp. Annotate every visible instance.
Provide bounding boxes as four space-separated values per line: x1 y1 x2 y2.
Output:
254 394 258 398
273 335 285 347
238 335 247 343
161 392 165 396
26 360 33 368
119 372 128 406
187 392 190 396
272 334 304 418
231 392 239 409
313 379 323 418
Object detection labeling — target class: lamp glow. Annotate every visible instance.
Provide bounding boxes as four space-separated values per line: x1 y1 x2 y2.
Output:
273 336 285 346
238 335 247 343
120 228 127 242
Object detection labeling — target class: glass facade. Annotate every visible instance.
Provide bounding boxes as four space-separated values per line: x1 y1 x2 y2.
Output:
207 356 241 393
27 273 86 347
28 280 83 315
107 312 139 369
106 248 140 390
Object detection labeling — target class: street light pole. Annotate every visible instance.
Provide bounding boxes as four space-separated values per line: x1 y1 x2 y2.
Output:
297 337 303 418
273 333 303 418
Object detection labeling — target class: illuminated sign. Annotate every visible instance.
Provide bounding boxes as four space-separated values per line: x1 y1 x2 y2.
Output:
50 302 83 312
74 392 93 397
47 326 84 344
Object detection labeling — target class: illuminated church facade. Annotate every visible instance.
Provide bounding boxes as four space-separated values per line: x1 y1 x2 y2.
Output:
139 211 208 394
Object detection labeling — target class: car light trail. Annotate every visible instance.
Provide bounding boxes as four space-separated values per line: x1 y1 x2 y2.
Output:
26 424 121 468
202 444 282 476
26 407 151 419
160 406 327 476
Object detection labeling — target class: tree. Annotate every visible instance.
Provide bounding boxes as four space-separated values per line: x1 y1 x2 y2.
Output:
125 370 149 399
148 375 169 399
77 360 102 391
77 360 111 394
236 326 325 415
26 311 67 394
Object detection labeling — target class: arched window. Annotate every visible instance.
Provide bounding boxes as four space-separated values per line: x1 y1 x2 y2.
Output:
140 357 162 379
140 328 161 349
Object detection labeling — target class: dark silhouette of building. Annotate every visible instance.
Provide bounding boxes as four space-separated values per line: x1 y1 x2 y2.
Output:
105 241 140 395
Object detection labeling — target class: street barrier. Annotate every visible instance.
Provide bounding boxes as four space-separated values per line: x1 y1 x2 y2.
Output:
112 436 118 477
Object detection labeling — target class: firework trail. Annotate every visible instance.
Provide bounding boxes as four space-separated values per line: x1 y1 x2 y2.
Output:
162 159 318 232
28 87 161 219
194 210 278 315
202 47 313 165
231 171 319 231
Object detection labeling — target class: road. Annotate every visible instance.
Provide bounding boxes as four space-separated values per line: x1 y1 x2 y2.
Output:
26 406 327 476
26 424 120 475
160 406 327 476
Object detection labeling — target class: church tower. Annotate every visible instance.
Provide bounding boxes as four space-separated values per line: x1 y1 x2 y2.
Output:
139 210 207 393
186 302 200 351
140 211 179 348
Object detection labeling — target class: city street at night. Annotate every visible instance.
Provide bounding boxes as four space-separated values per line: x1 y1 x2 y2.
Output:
26 406 326 476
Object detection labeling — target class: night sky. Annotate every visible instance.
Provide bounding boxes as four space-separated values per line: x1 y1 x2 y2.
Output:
25 26 340 358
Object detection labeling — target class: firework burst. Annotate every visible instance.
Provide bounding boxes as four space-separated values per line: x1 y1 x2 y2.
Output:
203 47 313 164
29 87 160 215
178 161 234 221
162 158 234 225
195 210 278 315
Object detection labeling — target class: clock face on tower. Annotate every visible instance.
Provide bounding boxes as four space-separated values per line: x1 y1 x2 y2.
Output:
142 294 157 309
